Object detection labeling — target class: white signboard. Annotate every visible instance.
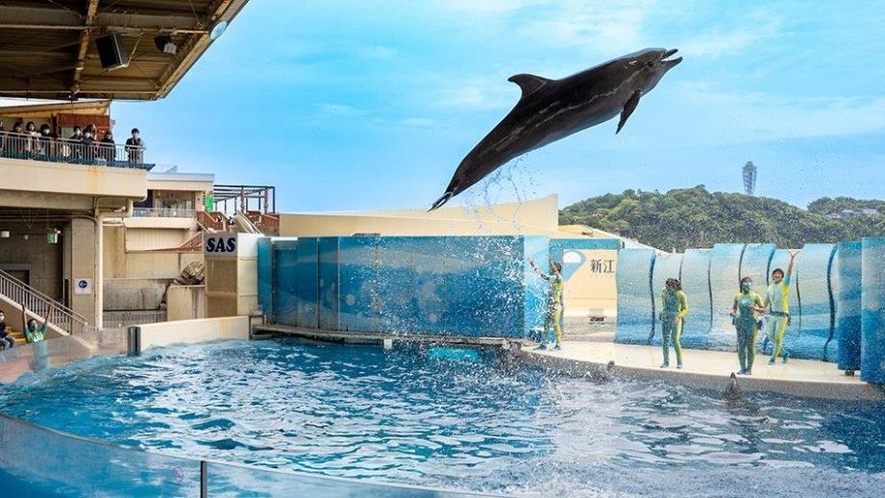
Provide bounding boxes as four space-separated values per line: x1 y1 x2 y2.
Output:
204 235 238 257
74 278 93 295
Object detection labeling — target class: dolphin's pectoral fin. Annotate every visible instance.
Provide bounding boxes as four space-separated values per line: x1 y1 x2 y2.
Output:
616 91 642 134
508 74 553 99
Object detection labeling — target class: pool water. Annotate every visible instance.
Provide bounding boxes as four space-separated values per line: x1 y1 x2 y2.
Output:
2 339 885 496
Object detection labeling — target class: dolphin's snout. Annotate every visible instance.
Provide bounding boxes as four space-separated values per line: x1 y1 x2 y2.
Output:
661 49 682 68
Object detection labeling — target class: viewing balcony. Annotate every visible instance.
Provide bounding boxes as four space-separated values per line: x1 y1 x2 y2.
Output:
0 131 153 170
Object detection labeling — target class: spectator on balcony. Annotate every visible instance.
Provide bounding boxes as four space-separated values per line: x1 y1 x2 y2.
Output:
65 125 84 162
100 130 116 164
125 128 145 163
82 124 99 164
34 123 53 159
0 119 5 153
8 121 26 158
25 121 38 157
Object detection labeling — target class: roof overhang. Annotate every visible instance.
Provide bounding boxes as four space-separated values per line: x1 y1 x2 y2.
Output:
0 0 249 101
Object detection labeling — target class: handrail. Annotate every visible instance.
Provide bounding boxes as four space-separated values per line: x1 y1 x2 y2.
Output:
0 130 153 170
233 211 262 234
132 207 197 219
0 268 90 335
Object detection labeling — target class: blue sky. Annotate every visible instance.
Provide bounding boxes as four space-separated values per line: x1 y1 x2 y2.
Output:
111 0 885 213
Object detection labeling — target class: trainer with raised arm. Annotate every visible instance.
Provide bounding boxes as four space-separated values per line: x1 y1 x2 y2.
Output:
764 249 799 365
529 256 564 351
22 303 53 343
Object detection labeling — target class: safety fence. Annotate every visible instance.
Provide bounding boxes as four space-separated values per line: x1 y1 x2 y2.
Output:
0 131 153 170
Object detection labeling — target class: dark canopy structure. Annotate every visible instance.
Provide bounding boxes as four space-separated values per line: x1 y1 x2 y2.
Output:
0 0 249 100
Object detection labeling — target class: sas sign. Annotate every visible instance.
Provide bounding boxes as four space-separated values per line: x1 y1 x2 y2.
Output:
205 235 237 256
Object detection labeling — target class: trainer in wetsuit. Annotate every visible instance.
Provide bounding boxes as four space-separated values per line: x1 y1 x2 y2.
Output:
731 277 765 375
659 278 689 369
529 256 564 351
764 249 799 365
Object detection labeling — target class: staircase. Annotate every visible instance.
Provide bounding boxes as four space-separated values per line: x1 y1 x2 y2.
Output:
0 269 90 336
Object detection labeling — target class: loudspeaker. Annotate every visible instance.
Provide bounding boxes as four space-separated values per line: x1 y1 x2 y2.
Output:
95 33 128 70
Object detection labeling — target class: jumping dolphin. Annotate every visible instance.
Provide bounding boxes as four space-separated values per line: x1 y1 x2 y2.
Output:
430 48 682 211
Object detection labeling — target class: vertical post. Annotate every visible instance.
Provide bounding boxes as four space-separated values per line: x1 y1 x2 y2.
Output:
200 460 208 498
94 215 104 329
126 325 140 355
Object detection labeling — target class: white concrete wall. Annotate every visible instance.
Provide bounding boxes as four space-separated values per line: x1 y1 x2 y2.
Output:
137 316 250 350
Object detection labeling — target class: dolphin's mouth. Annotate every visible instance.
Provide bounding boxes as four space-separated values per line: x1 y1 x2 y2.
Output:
662 48 682 66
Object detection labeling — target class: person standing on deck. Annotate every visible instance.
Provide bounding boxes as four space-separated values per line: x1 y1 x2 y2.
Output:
763 249 799 365
529 256 564 351
659 278 689 369
730 277 765 375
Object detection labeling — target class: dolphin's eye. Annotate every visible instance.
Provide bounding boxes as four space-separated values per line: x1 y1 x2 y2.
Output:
646 60 655 68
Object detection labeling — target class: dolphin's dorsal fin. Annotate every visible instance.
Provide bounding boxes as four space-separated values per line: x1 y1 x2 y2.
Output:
508 74 552 99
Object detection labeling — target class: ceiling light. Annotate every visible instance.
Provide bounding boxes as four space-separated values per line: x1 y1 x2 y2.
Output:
154 35 177 55
209 20 228 41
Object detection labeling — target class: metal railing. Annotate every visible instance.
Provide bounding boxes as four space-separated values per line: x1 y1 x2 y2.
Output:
0 131 153 170
132 207 196 218
0 269 90 336
103 310 167 329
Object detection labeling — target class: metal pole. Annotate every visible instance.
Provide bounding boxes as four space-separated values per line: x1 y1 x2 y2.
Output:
200 460 208 498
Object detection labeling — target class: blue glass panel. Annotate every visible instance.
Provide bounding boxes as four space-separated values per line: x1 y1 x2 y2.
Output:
650 253 683 347
679 249 712 347
861 237 885 383
375 237 420 335
793 244 836 361
318 237 340 331
257 237 273 321
0 416 201 496
338 236 382 332
708 244 746 350
524 236 551 337
405 237 450 335
740 244 776 284
273 240 299 326
615 249 655 345
440 236 527 338
295 237 319 328
834 241 862 371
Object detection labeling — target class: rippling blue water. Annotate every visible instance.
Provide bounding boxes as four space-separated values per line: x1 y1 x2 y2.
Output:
2 339 885 496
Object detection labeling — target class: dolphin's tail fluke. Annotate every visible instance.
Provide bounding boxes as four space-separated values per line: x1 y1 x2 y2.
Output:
429 191 454 212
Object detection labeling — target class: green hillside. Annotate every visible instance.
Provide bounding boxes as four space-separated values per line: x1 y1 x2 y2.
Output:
559 186 885 251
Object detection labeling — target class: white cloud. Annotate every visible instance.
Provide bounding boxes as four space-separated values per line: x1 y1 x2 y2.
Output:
356 45 397 61
516 3 649 55
678 14 782 58
677 81 885 142
315 103 363 117
436 0 543 16
433 76 519 110
399 117 438 127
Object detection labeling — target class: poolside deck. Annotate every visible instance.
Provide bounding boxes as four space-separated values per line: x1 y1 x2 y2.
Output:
523 336 884 401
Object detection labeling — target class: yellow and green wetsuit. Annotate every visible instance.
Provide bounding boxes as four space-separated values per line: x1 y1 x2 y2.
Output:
539 272 564 346
765 274 791 363
660 288 689 367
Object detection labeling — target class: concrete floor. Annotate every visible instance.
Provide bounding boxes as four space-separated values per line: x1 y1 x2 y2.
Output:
524 339 884 401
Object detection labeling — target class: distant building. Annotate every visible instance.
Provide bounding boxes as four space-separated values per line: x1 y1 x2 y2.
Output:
743 161 757 196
